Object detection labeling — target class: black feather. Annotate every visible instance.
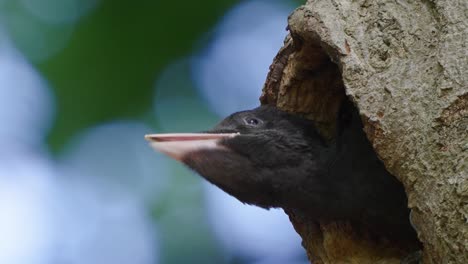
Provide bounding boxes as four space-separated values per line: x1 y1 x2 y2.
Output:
181 104 420 246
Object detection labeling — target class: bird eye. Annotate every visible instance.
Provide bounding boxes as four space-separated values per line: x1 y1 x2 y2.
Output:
245 117 260 126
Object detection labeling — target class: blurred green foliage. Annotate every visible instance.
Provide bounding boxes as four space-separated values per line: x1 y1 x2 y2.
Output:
36 0 239 151
1 0 305 152
1 1 306 263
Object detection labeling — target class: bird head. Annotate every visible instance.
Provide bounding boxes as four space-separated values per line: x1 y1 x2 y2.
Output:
147 104 420 248
146 106 329 209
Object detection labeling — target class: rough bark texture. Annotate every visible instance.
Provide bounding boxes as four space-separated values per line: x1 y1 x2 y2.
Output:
261 0 467 263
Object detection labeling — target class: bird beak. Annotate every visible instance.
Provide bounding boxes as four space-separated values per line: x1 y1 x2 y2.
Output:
145 133 239 161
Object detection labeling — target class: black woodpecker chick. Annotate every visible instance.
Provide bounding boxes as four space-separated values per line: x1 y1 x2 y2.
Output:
146 105 419 246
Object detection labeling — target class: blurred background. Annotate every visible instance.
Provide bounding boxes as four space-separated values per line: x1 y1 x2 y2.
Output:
0 0 308 263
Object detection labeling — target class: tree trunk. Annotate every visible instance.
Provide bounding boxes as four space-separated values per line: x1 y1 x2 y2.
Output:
260 0 467 263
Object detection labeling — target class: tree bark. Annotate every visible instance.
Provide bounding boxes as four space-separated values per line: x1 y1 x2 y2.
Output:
261 1 467 263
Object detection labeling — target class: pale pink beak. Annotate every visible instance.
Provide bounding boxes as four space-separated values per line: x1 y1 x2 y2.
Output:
145 133 239 160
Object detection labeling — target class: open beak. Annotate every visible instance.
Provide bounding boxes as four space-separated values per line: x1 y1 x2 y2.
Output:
145 133 239 161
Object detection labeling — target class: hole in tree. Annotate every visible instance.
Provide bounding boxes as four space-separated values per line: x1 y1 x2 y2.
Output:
261 32 423 258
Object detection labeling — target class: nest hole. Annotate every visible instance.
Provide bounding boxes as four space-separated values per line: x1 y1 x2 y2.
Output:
260 31 422 254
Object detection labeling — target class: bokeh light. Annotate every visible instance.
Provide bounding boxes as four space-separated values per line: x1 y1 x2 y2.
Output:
153 58 218 133
20 0 100 25
0 29 55 151
53 172 158 264
0 0 308 263
152 3 306 259
60 121 169 203
0 155 56 264
192 0 292 116
1 0 100 62
0 5 76 62
204 183 305 261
